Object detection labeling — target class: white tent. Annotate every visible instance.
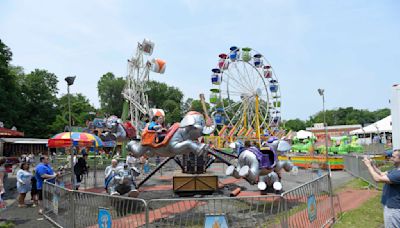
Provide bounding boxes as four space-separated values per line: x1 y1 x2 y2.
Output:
296 130 314 139
350 115 392 135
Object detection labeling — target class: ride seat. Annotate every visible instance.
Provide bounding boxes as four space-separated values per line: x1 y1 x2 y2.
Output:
141 123 180 148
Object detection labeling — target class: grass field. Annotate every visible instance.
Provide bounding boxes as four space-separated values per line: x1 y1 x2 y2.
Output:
334 178 383 228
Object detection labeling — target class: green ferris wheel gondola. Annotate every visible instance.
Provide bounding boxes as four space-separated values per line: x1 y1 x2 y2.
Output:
210 88 220 104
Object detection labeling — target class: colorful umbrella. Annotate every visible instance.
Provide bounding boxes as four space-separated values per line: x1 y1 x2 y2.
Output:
48 132 103 148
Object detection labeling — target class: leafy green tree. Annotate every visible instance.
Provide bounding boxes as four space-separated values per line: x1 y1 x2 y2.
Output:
50 93 96 132
97 72 125 116
0 40 22 128
18 69 59 137
306 107 391 127
146 80 183 123
283 118 306 131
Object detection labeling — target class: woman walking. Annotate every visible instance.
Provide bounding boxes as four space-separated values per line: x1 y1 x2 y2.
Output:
16 162 32 207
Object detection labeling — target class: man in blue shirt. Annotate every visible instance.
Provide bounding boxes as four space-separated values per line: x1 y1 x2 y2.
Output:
364 149 400 227
35 155 58 214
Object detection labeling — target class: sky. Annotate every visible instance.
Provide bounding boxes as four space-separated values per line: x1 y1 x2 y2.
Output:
1 0 399 120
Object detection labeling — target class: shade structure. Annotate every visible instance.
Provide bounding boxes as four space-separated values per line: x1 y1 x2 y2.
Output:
48 132 103 148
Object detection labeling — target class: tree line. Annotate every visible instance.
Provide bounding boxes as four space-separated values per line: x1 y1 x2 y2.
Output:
0 39 390 138
283 107 390 132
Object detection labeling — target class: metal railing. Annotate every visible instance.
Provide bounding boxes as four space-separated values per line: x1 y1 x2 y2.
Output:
281 174 335 227
43 181 148 228
147 195 284 227
43 173 336 228
343 154 387 189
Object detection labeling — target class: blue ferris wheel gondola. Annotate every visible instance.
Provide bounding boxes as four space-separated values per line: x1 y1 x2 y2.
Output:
229 46 239 61
211 68 222 85
253 54 263 67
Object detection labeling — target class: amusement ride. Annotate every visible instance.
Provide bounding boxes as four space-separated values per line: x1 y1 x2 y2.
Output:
122 39 166 137
207 46 283 148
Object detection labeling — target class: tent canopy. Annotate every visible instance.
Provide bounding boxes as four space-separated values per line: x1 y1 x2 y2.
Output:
350 115 392 135
296 130 314 139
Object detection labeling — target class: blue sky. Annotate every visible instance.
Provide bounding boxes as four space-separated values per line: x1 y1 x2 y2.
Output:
1 0 399 120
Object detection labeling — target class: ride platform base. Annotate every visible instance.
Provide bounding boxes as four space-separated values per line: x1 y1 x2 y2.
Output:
173 172 218 195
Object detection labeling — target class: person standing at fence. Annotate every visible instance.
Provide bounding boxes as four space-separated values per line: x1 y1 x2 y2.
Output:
16 162 32 207
30 170 38 207
35 155 58 214
74 153 88 190
363 149 400 227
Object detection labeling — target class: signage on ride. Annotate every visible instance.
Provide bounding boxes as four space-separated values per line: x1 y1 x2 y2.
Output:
98 207 112 228
307 194 317 222
204 214 229 228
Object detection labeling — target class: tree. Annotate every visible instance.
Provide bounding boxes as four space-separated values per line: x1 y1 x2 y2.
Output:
97 72 125 116
18 69 59 137
283 119 306 131
306 107 391 127
146 80 184 123
50 93 96 132
0 40 22 128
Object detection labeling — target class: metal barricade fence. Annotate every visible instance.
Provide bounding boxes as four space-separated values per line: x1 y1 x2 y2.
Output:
43 181 148 228
73 191 148 228
43 181 74 228
362 144 385 154
147 195 284 227
281 174 335 228
343 155 384 189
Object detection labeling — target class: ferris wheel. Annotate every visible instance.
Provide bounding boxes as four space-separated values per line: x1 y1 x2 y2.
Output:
209 46 281 139
122 39 166 136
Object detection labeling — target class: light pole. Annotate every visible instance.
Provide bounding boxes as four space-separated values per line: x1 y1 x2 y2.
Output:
318 88 335 223
65 76 76 183
317 88 331 173
65 76 76 228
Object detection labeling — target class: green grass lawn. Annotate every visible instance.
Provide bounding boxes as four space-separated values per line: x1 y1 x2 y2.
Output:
334 194 383 228
334 178 384 228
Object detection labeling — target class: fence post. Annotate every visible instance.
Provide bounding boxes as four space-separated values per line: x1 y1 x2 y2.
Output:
328 174 336 224
70 189 76 228
280 195 288 228
94 155 97 188
145 201 149 228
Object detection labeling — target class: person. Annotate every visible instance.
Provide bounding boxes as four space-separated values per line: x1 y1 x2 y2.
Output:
74 153 89 190
0 157 6 209
143 158 150 174
363 149 400 227
126 152 137 169
113 150 121 159
16 162 32 207
30 170 38 207
148 115 167 142
139 156 146 174
104 159 119 195
35 155 58 214
28 153 35 164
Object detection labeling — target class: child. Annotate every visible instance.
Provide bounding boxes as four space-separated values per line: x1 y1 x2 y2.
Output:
31 170 38 207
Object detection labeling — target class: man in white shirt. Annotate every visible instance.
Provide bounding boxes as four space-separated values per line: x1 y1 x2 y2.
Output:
126 152 137 169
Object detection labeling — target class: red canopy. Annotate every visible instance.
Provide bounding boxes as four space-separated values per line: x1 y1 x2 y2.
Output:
0 127 24 137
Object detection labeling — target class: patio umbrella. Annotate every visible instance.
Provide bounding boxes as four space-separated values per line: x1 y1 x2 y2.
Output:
48 132 103 148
